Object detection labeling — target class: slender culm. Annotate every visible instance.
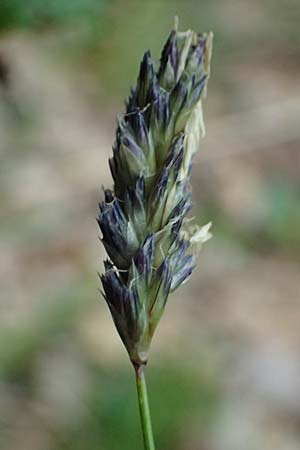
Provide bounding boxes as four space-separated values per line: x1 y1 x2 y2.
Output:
97 21 213 450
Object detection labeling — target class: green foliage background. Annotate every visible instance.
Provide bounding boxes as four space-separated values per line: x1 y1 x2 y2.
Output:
1 1 299 449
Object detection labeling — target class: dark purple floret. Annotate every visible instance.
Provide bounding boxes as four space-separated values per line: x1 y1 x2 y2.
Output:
136 51 158 107
152 88 170 128
127 110 149 148
122 134 145 160
189 74 208 107
134 234 155 283
104 188 114 203
164 134 184 166
169 195 191 221
171 257 195 291
151 168 168 203
158 30 178 84
156 260 172 297
98 199 139 269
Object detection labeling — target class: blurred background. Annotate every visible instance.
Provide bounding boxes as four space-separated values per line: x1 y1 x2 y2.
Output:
1 1 300 449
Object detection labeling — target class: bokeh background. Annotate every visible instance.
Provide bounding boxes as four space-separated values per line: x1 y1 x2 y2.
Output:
1 1 300 449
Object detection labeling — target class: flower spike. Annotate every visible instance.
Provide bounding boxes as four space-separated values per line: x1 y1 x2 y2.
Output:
98 24 213 366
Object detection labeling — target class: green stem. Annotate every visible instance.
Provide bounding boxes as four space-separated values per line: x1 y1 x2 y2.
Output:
134 364 156 450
